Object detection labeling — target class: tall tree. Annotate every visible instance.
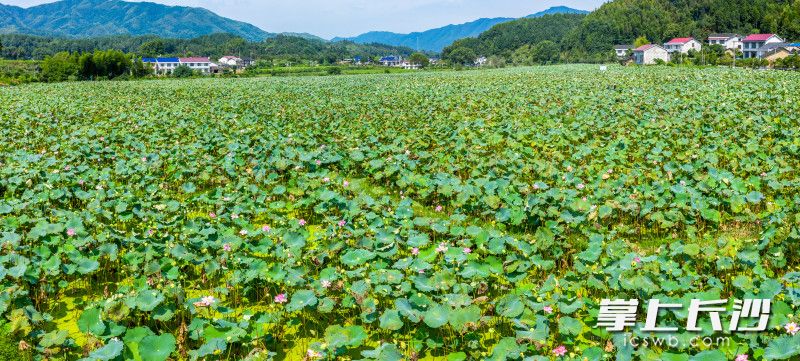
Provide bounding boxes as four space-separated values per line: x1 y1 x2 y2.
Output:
408 53 430 68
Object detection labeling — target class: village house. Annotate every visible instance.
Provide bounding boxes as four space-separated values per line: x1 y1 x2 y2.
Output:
763 46 794 65
756 42 796 58
663 37 702 57
633 44 669 65
613 45 632 58
217 56 255 69
241 58 255 67
379 56 402 67
142 57 180 75
218 55 243 67
707 33 742 52
401 61 420 70
742 34 784 58
475 56 488 67
179 57 211 73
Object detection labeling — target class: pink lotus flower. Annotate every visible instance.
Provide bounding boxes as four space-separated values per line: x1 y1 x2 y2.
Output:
786 322 799 335
552 345 567 357
209 212 216 218
338 220 346 227
343 180 350 187
231 213 239 220
315 160 322 166
576 183 585 190
411 247 419 255
435 243 448 253
306 349 322 359
239 229 248 236
196 295 215 307
141 157 147 162
735 355 749 361
223 244 232 252
633 257 642 263
543 305 553 314
321 280 331 288
533 184 540 190
78 179 84 185
298 219 306 226
274 293 288 304
262 225 271 232
435 205 443 212
66 228 76 237
761 172 767 177
463 247 472 254
323 177 330 183
64 165 71 171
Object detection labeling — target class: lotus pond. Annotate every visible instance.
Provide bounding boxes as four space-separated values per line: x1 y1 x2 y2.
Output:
1 65 800 360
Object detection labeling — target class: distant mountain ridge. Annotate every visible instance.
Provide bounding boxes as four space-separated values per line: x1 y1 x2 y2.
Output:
0 0 292 41
333 6 589 52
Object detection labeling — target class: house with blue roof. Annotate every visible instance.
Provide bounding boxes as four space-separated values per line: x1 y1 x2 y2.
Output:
379 56 402 67
141 57 182 75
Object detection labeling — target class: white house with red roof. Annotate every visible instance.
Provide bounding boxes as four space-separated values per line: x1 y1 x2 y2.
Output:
663 37 702 57
179 57 211 73
633 44 669 65
707 33 742 51
742 34 784 58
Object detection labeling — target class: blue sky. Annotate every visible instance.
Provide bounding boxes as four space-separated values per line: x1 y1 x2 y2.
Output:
2 0 605 38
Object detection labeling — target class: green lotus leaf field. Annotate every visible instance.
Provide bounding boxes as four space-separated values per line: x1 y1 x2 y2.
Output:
1 65 799 360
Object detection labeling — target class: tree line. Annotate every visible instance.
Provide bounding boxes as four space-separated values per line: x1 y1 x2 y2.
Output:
39 50 152 82
0 33 423 65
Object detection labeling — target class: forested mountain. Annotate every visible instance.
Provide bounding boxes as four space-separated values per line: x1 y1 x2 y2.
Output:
442 14 587 62
564 0 800 58
334 6 588 52
0 33 418 63
0 0 275 41
442 0 799 63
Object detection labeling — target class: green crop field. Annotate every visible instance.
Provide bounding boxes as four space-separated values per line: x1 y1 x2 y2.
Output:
1 65 799 361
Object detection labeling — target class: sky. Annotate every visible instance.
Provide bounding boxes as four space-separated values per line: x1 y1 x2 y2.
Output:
1 0 605 39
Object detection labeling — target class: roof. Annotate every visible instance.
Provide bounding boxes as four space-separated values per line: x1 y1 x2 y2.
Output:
708 33 740 39
141 57 157 63
156 57 179 63
743 34 777 42
219 56 241 61
614 45 632 49
757 42 789 52
665 37 695 44
179 57 210 63
380 56 399 61
788 43 800 47
634 44 663 52
763 46 796 57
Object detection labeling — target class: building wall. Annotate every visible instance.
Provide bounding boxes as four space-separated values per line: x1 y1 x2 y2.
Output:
643 48 669 64
708 38 741 50
766 49 791 65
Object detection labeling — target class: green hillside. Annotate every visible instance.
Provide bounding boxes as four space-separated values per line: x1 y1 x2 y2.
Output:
0 0 273 41
442 0 800 62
